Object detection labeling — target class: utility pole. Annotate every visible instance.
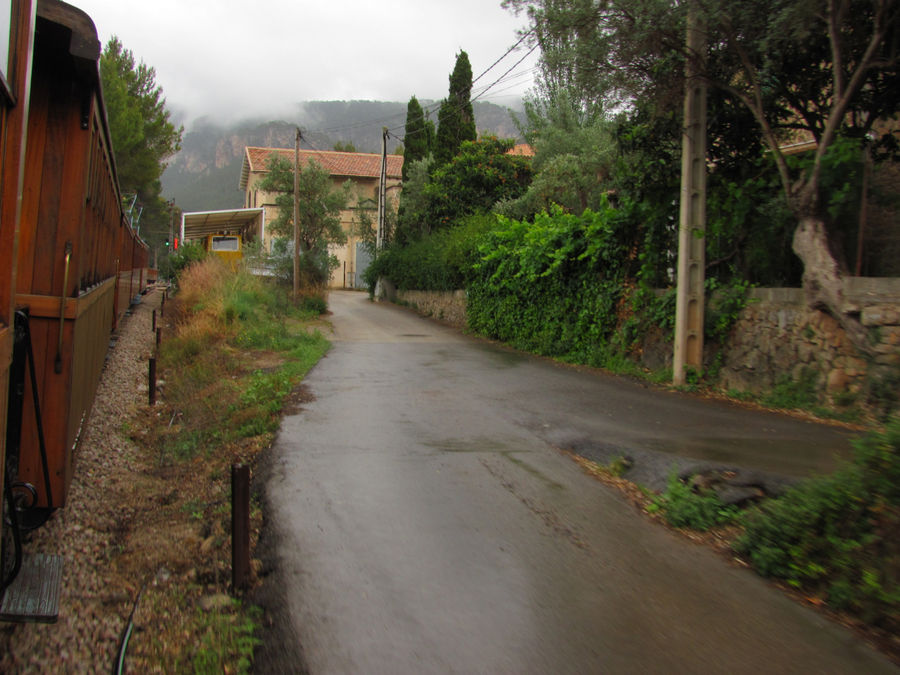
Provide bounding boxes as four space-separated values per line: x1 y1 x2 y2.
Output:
673 5 707 386
168 200 175 253
293 127 301 299
377 127 388 251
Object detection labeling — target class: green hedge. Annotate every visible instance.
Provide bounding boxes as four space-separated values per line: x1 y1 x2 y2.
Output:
364 214 496 292
466 202 659 366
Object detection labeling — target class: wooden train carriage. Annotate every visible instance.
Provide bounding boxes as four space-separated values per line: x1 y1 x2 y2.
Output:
0 0 37 586
12 0 145 508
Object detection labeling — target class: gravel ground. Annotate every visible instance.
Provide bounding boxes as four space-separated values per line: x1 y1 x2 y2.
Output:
0 287 162 672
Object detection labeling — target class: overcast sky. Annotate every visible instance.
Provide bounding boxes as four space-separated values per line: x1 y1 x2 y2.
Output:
71 0 540 126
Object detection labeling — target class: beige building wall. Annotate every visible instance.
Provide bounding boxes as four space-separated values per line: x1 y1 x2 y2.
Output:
243 171 400 288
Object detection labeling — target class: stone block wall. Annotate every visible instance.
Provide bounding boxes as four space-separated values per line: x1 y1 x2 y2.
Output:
375 279 468 329
719 279 900 403
395 290 468 328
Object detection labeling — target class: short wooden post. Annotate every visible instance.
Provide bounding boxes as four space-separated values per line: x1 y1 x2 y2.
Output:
152 309 156 332
156 327 161 349
232 464 250 592
160 291 166 317
148 357 157 405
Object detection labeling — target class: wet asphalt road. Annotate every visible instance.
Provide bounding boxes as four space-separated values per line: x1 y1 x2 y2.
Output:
264 290 894 674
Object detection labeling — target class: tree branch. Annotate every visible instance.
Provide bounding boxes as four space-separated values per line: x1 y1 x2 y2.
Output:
829 0 846 101
811 0 893 190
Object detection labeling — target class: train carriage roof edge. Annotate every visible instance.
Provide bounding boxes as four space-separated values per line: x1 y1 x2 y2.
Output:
36 0 146 249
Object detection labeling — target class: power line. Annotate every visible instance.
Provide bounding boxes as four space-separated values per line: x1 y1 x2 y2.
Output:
301 30 538 140
472 29 534 85
389 62 539 143
472 43 540 104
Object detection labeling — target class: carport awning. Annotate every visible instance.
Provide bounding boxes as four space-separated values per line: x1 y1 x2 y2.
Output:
181 208 264 243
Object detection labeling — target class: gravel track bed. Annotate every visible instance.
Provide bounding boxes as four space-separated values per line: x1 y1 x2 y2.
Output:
0 288 162 673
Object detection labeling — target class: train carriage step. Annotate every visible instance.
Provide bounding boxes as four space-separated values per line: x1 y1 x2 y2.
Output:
0 553 63 623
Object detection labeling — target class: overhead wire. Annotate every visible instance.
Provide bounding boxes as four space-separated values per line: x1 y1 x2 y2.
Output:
297 28 539 142
471 43 540 104
471 29 534 86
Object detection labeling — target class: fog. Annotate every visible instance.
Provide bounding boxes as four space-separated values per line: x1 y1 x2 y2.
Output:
72 0 538 125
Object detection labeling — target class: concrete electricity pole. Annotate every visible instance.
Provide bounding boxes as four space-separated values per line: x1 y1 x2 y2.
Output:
673 6 707 386
293 127 301 299
377 127 388 251
168 200 175 253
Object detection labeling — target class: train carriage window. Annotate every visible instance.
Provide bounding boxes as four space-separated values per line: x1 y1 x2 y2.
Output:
0 0 12 104
211 236 240 252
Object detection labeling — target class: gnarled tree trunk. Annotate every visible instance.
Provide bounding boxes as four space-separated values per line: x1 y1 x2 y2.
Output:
792 213 875 357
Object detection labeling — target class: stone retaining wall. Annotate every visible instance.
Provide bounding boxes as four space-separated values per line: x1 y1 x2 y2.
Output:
375 279 468 329
395 289 468 328
719 279 900 403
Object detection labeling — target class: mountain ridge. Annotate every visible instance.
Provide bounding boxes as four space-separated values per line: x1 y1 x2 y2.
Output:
161 100 523 213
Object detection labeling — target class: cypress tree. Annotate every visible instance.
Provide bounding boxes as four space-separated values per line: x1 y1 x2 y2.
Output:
434 50 476 167
402 96 429 182
424 115 436 153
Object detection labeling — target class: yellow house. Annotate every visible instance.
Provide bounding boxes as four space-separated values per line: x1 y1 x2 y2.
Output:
239 146 403 288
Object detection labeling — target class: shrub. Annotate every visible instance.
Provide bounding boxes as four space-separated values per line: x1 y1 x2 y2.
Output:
365 213 497 293
159 241 207 282
299 293 327 315
734 419 900 628
649 472 739 531
466 202 655 368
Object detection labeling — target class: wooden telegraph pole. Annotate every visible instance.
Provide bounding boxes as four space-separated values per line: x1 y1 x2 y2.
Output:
293 127 301 299
673 6 707 386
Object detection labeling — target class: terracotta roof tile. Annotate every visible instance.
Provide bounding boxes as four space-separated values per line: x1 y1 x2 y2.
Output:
507 143 535 157
245 146 403 179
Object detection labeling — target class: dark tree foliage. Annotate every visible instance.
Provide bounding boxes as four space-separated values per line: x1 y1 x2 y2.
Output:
504 0 900 354
402 96 431 181
100 36 182 246
424 137 533 228
434 51 478 167
500 87 617 219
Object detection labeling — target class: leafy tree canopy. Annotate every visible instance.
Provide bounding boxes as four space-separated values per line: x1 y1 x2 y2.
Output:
499 88 617 218
504 0 900 353
424 136 533 227
395 155 435 244
257 155 352 285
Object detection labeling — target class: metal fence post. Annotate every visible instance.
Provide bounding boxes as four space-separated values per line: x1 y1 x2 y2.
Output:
148 357 156 406
232 464 250 592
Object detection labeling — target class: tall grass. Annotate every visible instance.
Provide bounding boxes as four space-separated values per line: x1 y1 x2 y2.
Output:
158 258 329 462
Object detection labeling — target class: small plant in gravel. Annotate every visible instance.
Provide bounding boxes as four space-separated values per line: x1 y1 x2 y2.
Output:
605 455 631 478
647 471 739 531
189 601 262 673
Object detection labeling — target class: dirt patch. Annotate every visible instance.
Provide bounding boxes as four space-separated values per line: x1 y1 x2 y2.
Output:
282 385 316 416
